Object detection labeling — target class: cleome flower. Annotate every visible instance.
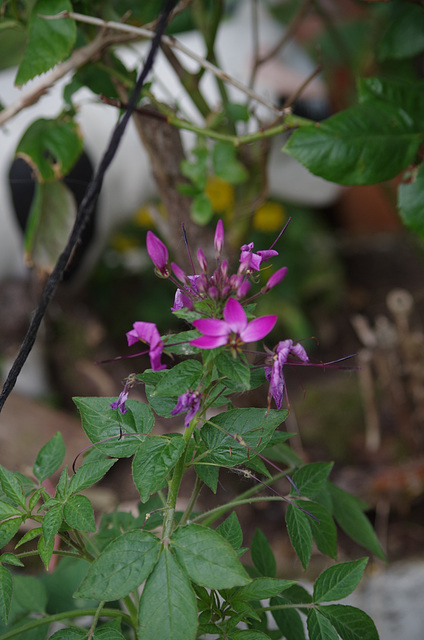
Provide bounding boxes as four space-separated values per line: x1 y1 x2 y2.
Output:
126 321 166 371
190 297 277 352
171 390 201 428
265 339 309 410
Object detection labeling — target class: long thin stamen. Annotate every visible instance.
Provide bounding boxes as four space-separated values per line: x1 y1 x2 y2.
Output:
269 216 292 251
182 223 197 275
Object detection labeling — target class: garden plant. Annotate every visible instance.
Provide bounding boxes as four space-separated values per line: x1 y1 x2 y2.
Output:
0 0 423 639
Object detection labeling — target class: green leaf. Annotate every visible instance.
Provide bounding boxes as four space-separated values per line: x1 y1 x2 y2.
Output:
0 500 23 520
237 577 296 601
284 101 424 185
318 604 379 640
230 631 273 640
191 193 214 225
56 466 69 499
200 408 285 467
305 501 337 560
398 164 424 239
250 529 276 578
16 527 42 548
195 462 219 493
0 565 12 624
13 575 47 613
286 504 313 570
307 609 339 640
163 331 200 356
358 77 424 129
16 118 83 182
42 503 63 547
328 482 385 560
24 181 76 275
33 433 65 483
0 553 24 567
132 435 185 503
70 458 117 494
63 495 95 532
152 360 203 397
215 351 251 391
0 466 26 509
314 559 368 603
170 523 250 589
216 511 243 550
38 534 55 570
49 630 86 640
213 142 248 184
378 5 424 61
73 397 150 457
0 518 22 548
292 462 334 498
75 530 160 600
138 547 198 640
94 624 126 640
16 0 76 85
270 595 306 640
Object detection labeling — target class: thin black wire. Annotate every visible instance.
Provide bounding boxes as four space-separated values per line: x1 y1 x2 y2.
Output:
0 0 177 413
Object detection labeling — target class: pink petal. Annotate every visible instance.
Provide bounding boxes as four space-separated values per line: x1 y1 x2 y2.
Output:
241 315 277 343
192 318 229 337
190 335 229 349
223 298 247 334
131 321 161 346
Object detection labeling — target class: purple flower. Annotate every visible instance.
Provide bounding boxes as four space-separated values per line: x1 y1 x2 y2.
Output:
171 391 201 428
190 297 277 350
265 340 309 409
126 321 166 371
146 231 170 277
262 266 288 293
214 219 225 255
110 390 129 414
239 243 278 273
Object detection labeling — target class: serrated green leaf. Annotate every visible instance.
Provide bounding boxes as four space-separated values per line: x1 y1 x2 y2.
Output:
0 553 24 567
0 565 12 624
195 462 219 493
318 604 379 640
0 466 26 509
251 529 276 578
16 0 76 85
56 466 69 499
132 436 185 503
73 397 150 457
0 500 23 520
42 503 63 547
215 351 250 391
292 462 334 498
70 458 117 494
305 501 337 560
201 408 285 467
14 575 47 613
33 432 65 483
63 495 95 532
216 511 243 550
170 523 250 589
16 527 42 548
284 101 424 185
0 517 22 548
75 530 160 600
138 547 198 640
237 577 296 601
38 534 55 570
378 5 424 61
307 609 339 640
153 360 203 397
398 164 424 239
328 482 385 560
28 488 43 513
270 595 306 640
314 559 368 603
286 504 313 570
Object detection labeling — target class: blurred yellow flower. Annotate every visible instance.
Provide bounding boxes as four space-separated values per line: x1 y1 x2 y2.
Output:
205 176 235 213
253 202 286 232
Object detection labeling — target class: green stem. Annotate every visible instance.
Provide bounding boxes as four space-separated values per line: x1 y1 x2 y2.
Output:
15 549 81 560
0 608 133 640
179 475 203 526
123 595 138 626
87 601 105 638
260 602 317 612
193 495 287 527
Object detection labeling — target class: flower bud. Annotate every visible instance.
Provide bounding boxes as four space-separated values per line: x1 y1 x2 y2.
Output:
146 231 169 276
262 266 288 293
197 249 208 273
214 219 225 255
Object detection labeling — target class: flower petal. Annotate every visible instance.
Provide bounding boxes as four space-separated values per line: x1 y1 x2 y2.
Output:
190 335 229 349
223 298 247 333
241 315 277 343
192 318 229 337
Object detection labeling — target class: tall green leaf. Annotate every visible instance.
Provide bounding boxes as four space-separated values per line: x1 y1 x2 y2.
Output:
33 433 65 483
270 595 306 640
286 504 313 570
138 548 198 640
170 523 250 588
42 504 63 547
318 604 379 640
313 559 368 603
378 4 424 61
250 529 276 578
75 530 160 600
69 458 117 494
132 436 185 503
291 462 334 498
0 466 26 509
307 610 339 640
0 565 12 624
63 495 95 532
